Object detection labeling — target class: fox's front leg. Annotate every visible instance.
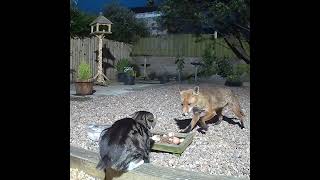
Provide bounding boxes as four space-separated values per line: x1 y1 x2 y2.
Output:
179 114 201 133
199 111 216 130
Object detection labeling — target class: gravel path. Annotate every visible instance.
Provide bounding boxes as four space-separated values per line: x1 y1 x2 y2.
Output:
70 168 97 180
70 83 250 179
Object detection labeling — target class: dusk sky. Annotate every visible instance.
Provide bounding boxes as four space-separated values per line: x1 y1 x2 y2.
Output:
77 0 152 14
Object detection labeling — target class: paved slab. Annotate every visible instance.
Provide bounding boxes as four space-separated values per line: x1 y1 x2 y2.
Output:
70 82 163 97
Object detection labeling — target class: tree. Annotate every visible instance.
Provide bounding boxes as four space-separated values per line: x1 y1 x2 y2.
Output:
146 0 155 7
70 1 95 38
159 0 250 64
103 2 149 44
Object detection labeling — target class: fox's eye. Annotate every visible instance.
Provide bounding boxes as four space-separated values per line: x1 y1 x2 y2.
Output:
181 103 183 106
188 103 191 105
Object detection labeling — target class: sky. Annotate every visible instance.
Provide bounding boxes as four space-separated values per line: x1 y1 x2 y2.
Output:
76 0 150 14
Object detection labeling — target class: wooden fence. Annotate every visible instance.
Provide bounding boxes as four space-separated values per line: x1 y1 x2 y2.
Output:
131 34 248 58
70 37 132 81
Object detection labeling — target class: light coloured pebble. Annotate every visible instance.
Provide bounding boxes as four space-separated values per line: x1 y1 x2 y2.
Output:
168 132 174 137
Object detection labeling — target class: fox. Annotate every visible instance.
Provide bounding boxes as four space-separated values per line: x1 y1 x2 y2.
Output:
179 86 245 133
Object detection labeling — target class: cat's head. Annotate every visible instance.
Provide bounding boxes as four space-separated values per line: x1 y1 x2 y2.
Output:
130 111 156 130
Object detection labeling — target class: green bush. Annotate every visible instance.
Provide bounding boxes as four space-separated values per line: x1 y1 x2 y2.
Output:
226 63 250 83
175 56 185 72
115 58 131 72
216 57 233 78
187 77 193 84
200 46 217 77
226 74 241 82
235 63 250 75
77 61 92 81
175 56 185 82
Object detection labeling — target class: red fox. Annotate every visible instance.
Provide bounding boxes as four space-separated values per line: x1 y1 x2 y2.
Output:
179 86 245 132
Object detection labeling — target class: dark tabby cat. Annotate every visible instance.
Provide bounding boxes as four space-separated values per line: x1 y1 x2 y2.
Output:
96 111 156 172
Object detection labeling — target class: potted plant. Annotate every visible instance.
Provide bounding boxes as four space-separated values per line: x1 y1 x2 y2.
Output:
75 61 94 95
149 72 156 80
158 73 169 84
123 67 136 85
158 66 170 84
115 58 131 82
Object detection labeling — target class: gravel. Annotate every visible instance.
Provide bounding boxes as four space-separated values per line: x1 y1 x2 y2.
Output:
70 168 98 180
70 83 250 179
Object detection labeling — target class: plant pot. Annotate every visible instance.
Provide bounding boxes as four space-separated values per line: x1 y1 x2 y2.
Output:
158 75 169 84
75 81 94 95
124 76 135 85
225 80 243 87
117 72 127 82
149 72 156 80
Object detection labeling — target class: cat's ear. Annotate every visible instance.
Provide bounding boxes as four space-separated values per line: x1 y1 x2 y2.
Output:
141 113 150 128
129 111 138 119
143 113 149 124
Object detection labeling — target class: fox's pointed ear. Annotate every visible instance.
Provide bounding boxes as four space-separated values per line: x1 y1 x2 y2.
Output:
193 86 200 95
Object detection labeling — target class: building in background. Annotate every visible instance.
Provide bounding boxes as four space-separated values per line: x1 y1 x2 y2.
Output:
131 6 167 36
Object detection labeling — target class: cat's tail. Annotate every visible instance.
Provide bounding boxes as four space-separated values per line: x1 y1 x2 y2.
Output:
96 156 111 170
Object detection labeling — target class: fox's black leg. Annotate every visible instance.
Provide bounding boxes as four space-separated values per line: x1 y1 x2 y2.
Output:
214 108 224 125
179 124 192 133
179 114 200 133
199 119 209 131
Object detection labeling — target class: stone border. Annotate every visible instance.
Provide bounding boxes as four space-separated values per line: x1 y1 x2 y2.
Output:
70 146 249 180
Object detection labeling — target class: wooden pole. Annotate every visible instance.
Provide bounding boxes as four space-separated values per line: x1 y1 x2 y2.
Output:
195 66 198 83
94 34 109 85
144 56 147 79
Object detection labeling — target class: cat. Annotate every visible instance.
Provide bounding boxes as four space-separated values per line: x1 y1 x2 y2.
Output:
96 111 156 172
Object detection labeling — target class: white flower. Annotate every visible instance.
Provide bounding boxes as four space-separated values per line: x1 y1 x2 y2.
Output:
124 67 133 72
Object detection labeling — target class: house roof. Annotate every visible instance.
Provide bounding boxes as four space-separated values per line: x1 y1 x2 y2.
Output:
130 6 158 13
90 12 113 25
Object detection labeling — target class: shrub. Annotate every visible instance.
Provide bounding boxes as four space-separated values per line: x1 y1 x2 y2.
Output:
115 58 131 72
235 63 250 75
216 57 233 78
200 46 217 76
226 63 250 83
175 56 185 72
226 74 241 82
77 61 92 81
175 56 185 82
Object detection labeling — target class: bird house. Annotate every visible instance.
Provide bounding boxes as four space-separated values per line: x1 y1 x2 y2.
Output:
90 12 113 35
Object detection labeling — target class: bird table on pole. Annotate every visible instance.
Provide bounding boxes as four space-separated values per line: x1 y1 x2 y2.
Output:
140 55 151 80
90 12 113 86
